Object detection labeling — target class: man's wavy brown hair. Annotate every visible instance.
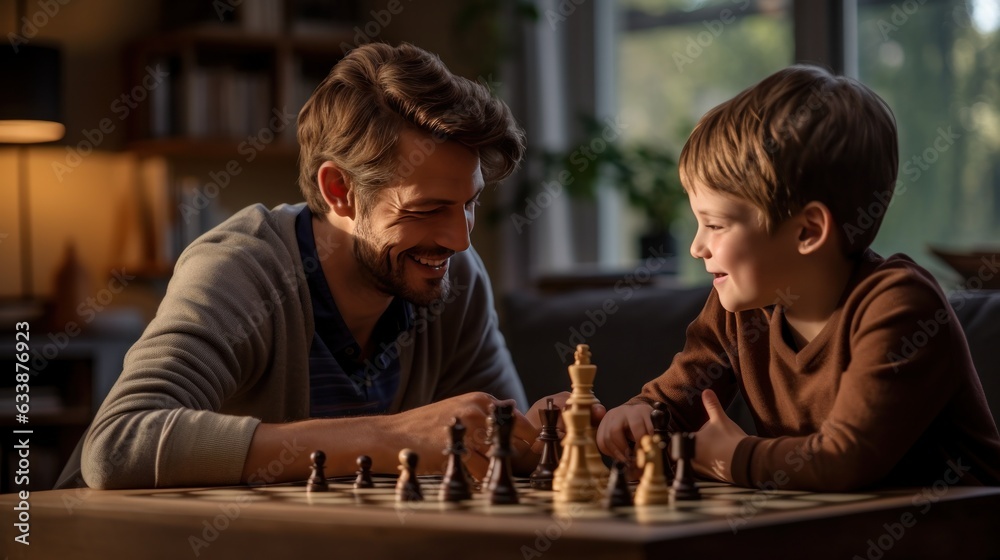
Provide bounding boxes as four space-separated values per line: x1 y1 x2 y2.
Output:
297 42 525 215
679 65 898 256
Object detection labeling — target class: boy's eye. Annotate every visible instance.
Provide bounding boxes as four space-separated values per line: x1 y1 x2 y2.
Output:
705 225 723 231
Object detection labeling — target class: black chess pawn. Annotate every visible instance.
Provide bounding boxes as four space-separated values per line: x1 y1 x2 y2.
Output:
396 449 423 502
440 417 473 502
651 402 675 482
530 398 561 490
485 403 519 505
307 450 329 492
354 454 374 489
602 461 633 509
669 433 701 501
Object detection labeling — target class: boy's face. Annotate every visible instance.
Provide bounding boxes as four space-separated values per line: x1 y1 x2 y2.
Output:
352 130 483 307
688 185 800 312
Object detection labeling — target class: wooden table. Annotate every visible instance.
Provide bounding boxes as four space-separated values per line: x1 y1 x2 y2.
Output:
2 482 999 559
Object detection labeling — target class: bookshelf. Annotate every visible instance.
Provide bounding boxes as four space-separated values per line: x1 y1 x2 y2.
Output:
124 9 356 157
121 3 358 264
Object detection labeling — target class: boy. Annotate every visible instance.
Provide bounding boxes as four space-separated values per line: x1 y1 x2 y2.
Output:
596 65 1000 491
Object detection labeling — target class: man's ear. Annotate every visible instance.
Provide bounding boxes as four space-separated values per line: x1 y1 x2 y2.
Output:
317 162 355 219
796 201 834 255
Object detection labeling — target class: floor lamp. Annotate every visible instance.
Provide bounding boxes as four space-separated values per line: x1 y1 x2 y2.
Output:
0 42 65 300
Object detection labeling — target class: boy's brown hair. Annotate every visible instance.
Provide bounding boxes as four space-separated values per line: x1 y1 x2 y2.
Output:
679 65 898 256
297 42 525 216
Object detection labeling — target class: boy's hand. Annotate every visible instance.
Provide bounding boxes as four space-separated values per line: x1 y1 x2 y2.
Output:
692 389 747 483
596 402 654 466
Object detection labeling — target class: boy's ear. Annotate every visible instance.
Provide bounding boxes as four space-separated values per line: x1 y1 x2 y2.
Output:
796 201 834 255
317 162 355 219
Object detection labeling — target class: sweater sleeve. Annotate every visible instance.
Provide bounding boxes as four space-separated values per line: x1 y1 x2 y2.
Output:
429 248 528 412
627 289 741 432
82 219 298 489
731 271 962 491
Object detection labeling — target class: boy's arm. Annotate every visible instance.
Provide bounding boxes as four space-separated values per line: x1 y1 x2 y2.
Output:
629 289 741 431
731 275 962 491
598 290 740 461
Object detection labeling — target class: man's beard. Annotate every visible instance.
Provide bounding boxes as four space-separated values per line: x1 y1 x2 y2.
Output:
353 217 452 307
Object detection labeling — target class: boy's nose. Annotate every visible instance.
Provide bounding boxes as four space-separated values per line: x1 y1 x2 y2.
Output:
690 234 709 259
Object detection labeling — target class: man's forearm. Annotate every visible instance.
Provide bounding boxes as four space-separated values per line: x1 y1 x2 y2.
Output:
240 417 401 485
241 393 542 485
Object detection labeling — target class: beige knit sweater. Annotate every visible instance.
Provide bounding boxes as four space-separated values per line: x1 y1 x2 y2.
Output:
75 203 525 489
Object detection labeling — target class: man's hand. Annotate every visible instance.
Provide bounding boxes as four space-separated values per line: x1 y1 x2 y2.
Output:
524 392 606 455
692 389 747 483
389 392 538 480
595 402 653 467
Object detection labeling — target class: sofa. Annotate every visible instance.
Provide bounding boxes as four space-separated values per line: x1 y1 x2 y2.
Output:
503 285 1000 433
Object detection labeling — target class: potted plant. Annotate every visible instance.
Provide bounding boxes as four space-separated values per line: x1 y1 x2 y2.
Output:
545 115 685 260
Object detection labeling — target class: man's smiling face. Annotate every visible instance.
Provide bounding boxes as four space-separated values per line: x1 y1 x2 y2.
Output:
353 129 483 307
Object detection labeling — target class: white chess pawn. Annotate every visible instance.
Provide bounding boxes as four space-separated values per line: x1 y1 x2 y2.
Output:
634 434 670 506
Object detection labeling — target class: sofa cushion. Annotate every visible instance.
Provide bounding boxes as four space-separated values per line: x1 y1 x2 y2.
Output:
504 285 711 410
949 290 1000 427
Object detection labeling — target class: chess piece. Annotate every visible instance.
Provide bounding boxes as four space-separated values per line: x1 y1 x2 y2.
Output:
530 399 561 490
307 450 329 492
670 433 701 501
634 435 669 506
554 344 608 491
354 455 374 489
570 345 608 484
440 417 473 502
650 402 675 482
482 411 496 485
603 461 633 509
555 407 599 503
396 449 423 502
552 403 569 492
485 404 519 505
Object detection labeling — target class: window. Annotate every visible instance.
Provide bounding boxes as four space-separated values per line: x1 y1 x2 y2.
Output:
856 0 1000 281
613 0 998 284
616 0 793 282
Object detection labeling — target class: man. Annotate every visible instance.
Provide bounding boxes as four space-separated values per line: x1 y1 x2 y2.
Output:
67 42 540 489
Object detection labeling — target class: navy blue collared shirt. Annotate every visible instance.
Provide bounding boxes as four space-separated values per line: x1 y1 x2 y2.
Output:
295 206 412 417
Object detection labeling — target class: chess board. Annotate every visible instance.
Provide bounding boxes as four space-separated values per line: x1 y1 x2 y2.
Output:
129 474 889 526
6 478 999 560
